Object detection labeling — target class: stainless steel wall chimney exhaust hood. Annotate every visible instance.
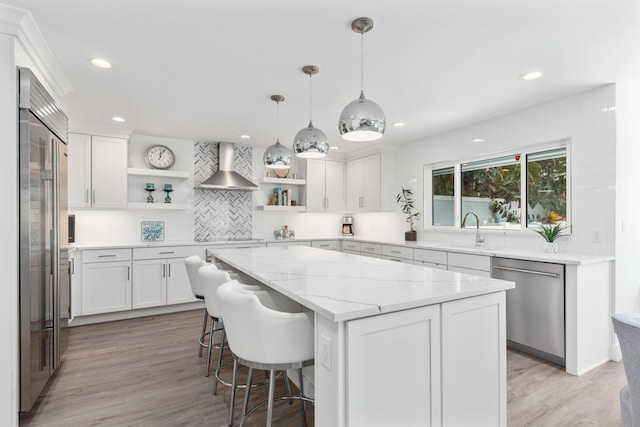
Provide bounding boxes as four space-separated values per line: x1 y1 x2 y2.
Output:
199 142 259 191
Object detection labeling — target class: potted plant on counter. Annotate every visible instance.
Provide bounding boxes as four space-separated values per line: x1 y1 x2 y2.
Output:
534 222 566 253
396 187 420 241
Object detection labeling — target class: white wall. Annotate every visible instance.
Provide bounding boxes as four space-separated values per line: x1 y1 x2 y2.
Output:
387 85 617 256
615 81 640 314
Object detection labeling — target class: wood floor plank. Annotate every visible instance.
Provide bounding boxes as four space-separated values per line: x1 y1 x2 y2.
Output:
19 309 625 426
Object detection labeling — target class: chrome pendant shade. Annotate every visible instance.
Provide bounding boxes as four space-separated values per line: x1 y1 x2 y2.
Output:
294 65 329 158
338 17 386 142
263 95 293 169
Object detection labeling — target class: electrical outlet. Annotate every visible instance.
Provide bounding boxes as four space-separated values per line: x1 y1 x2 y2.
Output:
592 230 602 243
320 334 332 371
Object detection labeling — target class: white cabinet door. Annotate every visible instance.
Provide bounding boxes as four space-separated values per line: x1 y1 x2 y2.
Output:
305 159 326 211
441 292 506 427
68 133 128 209
91 136 128 208
324 160 345 212
347 305 441 426
68 133 91 208
346 157 363 211
305 159 345 212
132 259 167 309
167 258 198 304
82 261 132 315
346 153 381 212
362 153 381 211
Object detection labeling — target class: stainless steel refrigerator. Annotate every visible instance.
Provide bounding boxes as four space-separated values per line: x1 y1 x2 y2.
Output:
18 68 70 413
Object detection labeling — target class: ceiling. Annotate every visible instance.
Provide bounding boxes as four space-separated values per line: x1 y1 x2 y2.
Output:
6 0 640 153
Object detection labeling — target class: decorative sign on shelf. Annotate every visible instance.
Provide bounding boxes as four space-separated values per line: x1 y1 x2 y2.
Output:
141 221 165 242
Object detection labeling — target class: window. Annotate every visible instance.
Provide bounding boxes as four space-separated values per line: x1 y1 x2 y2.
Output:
428 143 568 230
461 155 521 229
526 148 567 225
432 167 454 226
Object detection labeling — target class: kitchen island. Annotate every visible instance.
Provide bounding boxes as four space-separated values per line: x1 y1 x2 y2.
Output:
209 245 515 427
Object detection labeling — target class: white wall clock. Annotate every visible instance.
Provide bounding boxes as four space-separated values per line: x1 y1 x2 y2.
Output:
145 145 175 169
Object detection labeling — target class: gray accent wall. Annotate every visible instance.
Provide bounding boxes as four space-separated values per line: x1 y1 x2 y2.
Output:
194 142 253 241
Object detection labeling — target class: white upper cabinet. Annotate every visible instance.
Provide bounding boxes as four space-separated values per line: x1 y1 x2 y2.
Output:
346 153 381 212
68 133 128 209
303 159 345 212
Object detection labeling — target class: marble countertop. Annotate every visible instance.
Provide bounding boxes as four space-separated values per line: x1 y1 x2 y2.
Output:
210 245 515 322
71 235 613 265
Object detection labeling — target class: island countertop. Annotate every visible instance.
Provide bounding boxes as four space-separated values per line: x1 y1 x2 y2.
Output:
209 245 515 322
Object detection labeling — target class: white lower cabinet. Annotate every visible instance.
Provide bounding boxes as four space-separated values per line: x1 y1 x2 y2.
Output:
447 252 491 277
132 246 202 308
311 240 339 251
441 292 506 427
81 249 132 315
266 240 312 248
347 304 441 426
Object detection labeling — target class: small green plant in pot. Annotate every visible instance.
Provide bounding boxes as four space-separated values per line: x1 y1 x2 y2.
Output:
396 187 420 241
534 223 566 253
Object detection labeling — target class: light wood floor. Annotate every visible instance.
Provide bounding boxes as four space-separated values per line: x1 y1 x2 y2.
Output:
19 310 626 426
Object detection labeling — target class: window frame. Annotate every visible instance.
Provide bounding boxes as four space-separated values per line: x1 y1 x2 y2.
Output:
423 139 571 233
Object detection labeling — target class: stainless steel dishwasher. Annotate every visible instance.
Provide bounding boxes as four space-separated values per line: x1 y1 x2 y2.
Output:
492 257 565 366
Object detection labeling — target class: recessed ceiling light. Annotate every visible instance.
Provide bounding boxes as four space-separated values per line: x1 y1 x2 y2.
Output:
239 134 250 139
472 138 485 143
91 58 112 69
520 71 542 81
330 146 339 150
111 116 125 122
393 122 405 127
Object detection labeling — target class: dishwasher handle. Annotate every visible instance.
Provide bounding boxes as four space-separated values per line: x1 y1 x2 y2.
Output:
493 265 559 278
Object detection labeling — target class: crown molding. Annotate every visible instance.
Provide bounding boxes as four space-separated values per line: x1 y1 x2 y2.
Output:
0 4 72 104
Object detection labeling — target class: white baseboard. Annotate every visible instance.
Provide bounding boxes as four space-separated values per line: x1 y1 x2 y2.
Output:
68 301 205 326
610 343 622 362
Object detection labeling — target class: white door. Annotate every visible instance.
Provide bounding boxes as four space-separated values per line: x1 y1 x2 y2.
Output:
67 133 91 208
305 159 326 212
132 259 167 309
82 261 132 315
166 258 198 304
346 158 363 212
324 160 345 212
91 136 128 208
362 153 381 211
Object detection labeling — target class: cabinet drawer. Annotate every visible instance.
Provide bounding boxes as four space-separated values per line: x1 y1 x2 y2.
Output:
342 241 361 252
267 241 312 247
381 245 413 260
83 248 132 263
312 240 339 251
381 255 414 264
447 252 491 272
415 260 448 270
360 243 382 255
133 246 204 260
414 248 447 265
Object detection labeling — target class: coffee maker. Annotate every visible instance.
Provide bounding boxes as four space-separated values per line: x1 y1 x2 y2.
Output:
342 216 354 236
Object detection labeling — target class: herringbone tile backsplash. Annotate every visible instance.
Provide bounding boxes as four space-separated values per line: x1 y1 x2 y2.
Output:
194 142 253 241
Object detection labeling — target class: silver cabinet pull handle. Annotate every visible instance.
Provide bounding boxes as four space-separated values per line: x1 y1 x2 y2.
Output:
162 264 166 278
168 264 171 277
85 189 89 203
127 266 130 281
390 250 401 254
98 254 117 258
493 265 558 278
158 251 175 254
92 189 96 204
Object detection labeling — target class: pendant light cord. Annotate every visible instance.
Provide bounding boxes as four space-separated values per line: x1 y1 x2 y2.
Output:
276 99 280 141
360 30 364 92
309 74 313 122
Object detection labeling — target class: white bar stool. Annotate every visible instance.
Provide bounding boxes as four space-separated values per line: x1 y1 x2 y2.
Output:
217 280 314 427
184 255 209 358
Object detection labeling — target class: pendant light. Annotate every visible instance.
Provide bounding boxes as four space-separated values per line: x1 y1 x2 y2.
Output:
294 65 329 158
263 95 293 169
338 17 386 142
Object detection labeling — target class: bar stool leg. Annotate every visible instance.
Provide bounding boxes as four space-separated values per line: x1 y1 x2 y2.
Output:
205 317 215 377
228 357 239 426
213 328 226 395
266 369 276 427
199 307 208 357
242 367 254 419
283 370 293 405
298 368 308 427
